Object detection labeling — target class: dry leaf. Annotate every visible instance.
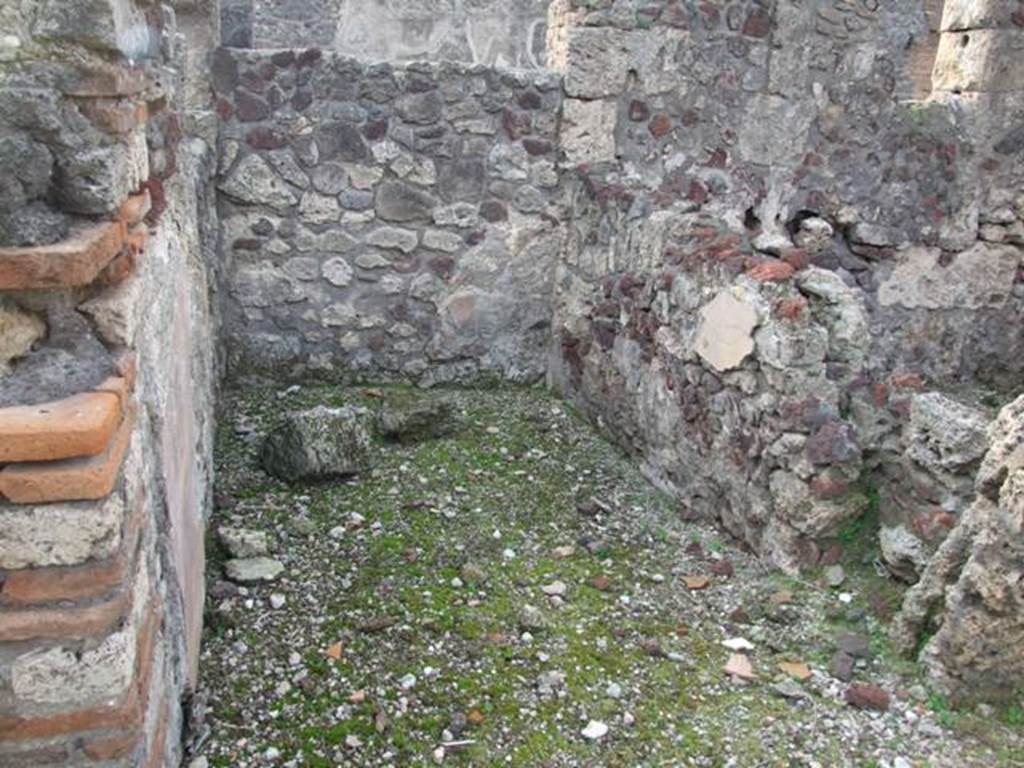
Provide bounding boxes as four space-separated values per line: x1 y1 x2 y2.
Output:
589 575 612 591
724 653 758 681
359 616 398 633
349 690 367 704
467 708 486 726
778 661 812 681
326 642 343 660
683 575 710 590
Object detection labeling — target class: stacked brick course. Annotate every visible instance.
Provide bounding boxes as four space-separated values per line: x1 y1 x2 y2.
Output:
0 1 217 765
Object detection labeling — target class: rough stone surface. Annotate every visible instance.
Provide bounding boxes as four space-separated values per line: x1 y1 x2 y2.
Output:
225 556 285 583
694 290 760 373
377 397 458 443
0 495 123 570
243 0 549 69
0 297 45 375
894 394 1024 702
215 52 563 383
260 405 372 481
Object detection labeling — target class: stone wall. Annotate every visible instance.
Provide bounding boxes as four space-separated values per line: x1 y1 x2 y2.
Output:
0 1 217 765
221 0 551 69
214 49 563 383
545 0 1024 576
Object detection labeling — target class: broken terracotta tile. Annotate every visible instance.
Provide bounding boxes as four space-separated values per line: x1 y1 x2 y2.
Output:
0 222 126 290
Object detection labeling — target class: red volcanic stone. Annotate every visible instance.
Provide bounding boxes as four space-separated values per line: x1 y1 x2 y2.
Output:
479 200 508 222
774 297 807 320
806 421 860 466
780 247 810 270
363 118 389 141
246 127 288 149
297 48 322 67
271 50 296 67
649 114 673 138
523 138 553 156
810 474 848 500
688 180 708 204
889 372 925 391
629 100 651 122
428 256 456 280
845 683 890 711
235 91 270 122
746 260 795 282
503 109 533 140
742 7 773 38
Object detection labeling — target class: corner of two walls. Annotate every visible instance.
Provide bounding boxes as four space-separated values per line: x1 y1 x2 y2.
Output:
0 1 219 765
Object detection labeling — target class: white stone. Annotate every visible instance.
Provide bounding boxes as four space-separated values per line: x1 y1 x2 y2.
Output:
561 99 618 166
224 557 284 583
0 298 45 373
581 720 609 740
322 303 358 328
422 229 463 253
694 289 760 372
541 581 568 596
722 637 755 651
0 496 124 569
878 243 1021 310
219 154 298 211
299 192 342 225
366 226 418 253
322 257 354 287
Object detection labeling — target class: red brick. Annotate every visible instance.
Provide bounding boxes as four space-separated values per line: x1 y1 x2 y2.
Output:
59 63 151 97
747 260 795 283
0 410 134 504
82 731 141 761
0 392 122 463
118 191 152 227
144 699 170 768
0 585 131 642
94 375 132 410
0 222 126 290
0 604 159 739
78 98 149 134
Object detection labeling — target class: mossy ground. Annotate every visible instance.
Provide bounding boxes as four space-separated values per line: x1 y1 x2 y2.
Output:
199 385 1023 768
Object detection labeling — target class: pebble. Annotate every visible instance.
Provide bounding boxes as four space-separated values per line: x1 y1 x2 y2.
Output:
581 720 609 740
606 682 623 699
450 577 464 588
541 581 568 597
400 674 418 690
329 526 346 539
722 637 754 651
264 747 281 760
269 593 286 609
825 565 846 587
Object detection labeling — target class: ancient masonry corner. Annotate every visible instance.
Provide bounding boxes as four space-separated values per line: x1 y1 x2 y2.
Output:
0 1 1023 765
0 1 218 766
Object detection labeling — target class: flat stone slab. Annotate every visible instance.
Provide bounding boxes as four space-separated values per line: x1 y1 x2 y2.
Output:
224 557 285 583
